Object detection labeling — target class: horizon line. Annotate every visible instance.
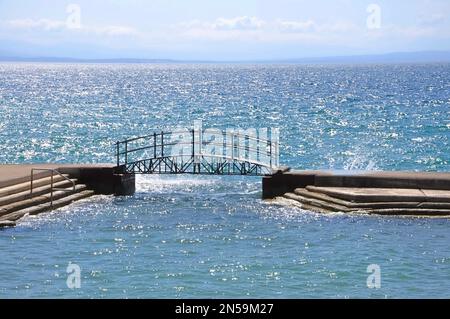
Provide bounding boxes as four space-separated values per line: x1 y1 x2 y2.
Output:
1 50 450 64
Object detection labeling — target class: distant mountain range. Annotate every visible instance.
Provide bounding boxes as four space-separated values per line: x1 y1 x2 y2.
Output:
278 51 450 64
1 51 450 64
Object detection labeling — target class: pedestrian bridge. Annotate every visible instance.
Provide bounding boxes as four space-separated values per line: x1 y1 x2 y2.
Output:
116 126 279 176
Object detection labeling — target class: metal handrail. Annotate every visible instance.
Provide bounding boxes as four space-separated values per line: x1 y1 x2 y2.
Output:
119 141 277 157
30 168 76 208
117 130 276 146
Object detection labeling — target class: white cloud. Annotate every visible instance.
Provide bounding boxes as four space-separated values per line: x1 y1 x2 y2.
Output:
212 16 265 30
3 18 138 36
175 16 360 44
179 16 265 31
178 16 358 36
418 13 447 26
93 25 137 36
321 21 357 33
3 13 449 56
275 19 356 33
380 25 442 38
6 19 66 31
6 15 444 45
173 15 450 46
276 19 316 33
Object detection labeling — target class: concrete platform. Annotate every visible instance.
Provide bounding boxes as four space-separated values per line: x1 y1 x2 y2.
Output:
305 186 450 203
0 164 136 227
0 164 114 188
264 170 450 217
0 164 135 195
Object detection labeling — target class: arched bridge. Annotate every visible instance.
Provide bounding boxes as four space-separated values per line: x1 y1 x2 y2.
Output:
116 125 279 176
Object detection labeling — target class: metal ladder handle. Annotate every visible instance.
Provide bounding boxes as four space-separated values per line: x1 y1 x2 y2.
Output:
30 168 76 208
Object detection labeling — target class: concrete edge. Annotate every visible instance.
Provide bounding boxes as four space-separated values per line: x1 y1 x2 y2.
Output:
0 164 135 196
263 170 450 199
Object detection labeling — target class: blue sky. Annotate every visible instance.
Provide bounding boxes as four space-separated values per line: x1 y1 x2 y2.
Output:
0 0 449 60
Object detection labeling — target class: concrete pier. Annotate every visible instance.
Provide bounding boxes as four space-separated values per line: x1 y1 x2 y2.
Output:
0 164 135 227
0 164 135 195
263 170 450 216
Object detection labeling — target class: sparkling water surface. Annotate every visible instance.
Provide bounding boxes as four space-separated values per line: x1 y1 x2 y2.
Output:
0 63 449 298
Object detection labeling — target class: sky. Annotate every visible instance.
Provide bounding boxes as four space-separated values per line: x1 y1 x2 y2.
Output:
0 0 449 60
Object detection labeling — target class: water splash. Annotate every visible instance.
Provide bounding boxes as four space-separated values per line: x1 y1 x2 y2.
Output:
343 153 379 171
135 174 218 193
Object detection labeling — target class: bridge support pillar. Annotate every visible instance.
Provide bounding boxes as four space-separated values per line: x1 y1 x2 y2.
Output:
112 172 136 196
262 168 313 199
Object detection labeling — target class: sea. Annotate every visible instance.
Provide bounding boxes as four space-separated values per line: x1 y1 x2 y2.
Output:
0 63 449 298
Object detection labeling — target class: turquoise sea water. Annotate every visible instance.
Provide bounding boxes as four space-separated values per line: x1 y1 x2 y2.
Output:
0 63 449 298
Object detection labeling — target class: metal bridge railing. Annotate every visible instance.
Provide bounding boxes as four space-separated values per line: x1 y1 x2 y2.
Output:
115 128 279 175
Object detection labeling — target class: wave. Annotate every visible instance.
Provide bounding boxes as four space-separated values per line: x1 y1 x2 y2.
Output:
135 174 219 193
